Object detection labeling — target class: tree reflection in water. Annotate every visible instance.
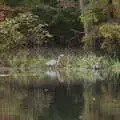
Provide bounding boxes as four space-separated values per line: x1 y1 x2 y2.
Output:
0 70 120 120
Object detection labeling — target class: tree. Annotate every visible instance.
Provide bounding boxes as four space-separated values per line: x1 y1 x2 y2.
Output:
107 0 113 20
0 0 24 6
79 0 89 34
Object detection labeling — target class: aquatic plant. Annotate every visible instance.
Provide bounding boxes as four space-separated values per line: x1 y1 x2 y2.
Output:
71 55 111 69
1 50 120 73
111 57 120 73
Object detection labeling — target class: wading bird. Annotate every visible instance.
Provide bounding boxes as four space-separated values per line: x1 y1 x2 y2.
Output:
46 54 64 67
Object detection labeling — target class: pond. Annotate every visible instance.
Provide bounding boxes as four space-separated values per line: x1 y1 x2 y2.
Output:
0 68 120 120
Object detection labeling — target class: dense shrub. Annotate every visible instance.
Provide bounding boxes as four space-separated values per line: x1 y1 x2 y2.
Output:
80 0 108 24
82 26 101 51
22 0 58 8
0 12 52 53
80 0 120 54
99 23 120 54
32 6 83 46
27 24 53 46
83 23 120 54
0 17 25 52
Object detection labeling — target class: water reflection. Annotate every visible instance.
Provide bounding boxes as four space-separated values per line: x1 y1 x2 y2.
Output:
0 69 120 120
45 71 57 78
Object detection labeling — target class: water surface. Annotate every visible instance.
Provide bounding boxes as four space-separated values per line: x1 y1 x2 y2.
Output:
0 69 120 120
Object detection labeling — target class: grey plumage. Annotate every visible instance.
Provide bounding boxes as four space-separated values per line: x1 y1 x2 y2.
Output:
46 54 64 66
46 60 57 66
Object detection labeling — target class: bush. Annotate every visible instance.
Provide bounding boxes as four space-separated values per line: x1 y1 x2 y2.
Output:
82 23 120 54
32 6 83 46
0 12 52 53
82 26 101 51
0 17 25 52
99 23 120 54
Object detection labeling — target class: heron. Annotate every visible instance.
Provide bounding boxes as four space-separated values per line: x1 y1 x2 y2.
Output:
46 54 64 67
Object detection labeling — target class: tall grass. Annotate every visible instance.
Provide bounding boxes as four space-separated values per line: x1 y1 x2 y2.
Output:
111 57 120 73
71 55 111 69
1 52 120 72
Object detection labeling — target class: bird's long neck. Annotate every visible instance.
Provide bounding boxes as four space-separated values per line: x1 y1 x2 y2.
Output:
56 56 61 65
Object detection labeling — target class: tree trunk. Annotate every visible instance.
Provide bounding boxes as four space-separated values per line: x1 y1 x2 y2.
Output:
79 0 89 34
108 0 113 20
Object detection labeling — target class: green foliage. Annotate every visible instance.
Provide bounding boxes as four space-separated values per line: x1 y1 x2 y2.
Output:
23 0 58 8
56 55 71 68
82 33 94 50
71 55 110 68
100 23 120 38
22 0 44 8
82 26 100 50
80 0 120 54
32 6 83 46
28 24 53 46
0 12 52 53
99 23 120 54
82 23 120 54
32 5 57 23
8 55 48 72
0 17 25 52
0 0 23 6
7 53 117 71
80 0 108 24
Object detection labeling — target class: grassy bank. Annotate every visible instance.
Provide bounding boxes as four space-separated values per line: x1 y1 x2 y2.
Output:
0 51 119 73
0 50 119 83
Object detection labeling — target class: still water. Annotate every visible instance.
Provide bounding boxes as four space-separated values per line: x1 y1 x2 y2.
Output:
0 69 120 120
